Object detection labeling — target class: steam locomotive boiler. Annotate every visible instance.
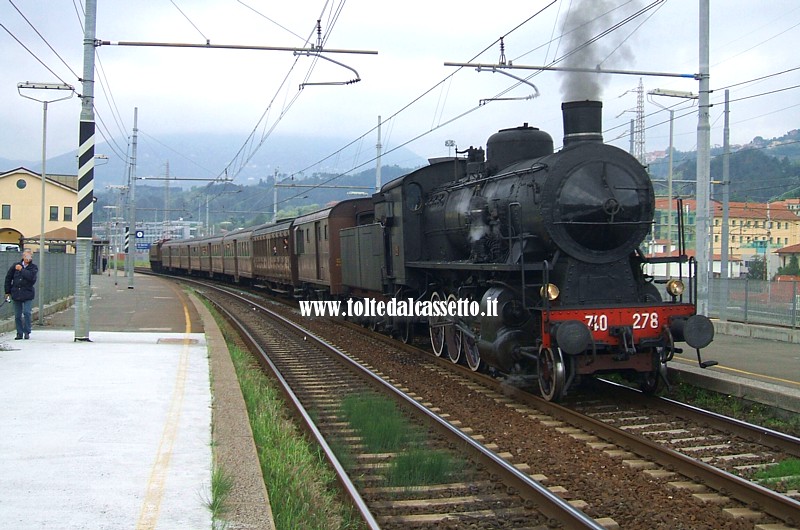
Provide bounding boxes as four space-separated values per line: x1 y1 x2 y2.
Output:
342 100 714 401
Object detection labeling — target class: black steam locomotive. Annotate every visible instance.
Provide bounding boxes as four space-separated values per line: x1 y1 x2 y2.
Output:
341 100 714 400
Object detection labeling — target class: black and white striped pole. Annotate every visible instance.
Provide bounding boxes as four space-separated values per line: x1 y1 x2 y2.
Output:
75 0 97 341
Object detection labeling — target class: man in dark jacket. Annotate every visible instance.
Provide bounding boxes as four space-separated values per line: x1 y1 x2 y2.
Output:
4 249 38 340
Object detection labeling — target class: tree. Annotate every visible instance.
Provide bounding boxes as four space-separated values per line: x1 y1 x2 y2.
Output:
776 255 800 277
747 255 766 280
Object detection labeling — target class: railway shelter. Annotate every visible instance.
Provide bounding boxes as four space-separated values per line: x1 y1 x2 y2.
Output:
0 272 274 529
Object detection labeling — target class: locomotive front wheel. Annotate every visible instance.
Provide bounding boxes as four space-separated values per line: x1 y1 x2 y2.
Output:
462 333 482 371
445 295 462 363
429 292 446 356
447 328 462 364
640 363 667 394
538 347 566 402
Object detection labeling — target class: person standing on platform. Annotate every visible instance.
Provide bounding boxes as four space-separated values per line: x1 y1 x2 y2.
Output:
4 249 38 340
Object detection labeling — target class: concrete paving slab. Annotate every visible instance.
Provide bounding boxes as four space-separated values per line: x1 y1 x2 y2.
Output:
0 330 211 530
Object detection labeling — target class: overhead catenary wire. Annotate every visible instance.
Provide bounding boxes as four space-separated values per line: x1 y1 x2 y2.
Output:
276 0 670 206
169 0 210 43
8 0 81 80
0 21 72 85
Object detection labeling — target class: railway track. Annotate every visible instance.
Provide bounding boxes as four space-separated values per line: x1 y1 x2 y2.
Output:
191 280 605 529
162 273 800 528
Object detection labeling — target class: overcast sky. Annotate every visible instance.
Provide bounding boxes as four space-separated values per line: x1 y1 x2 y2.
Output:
2 0 799 182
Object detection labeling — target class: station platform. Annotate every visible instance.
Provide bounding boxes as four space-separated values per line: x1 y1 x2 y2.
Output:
665 317 800 415
0 272 274 530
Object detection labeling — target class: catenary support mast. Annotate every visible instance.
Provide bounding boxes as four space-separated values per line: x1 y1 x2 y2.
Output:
695 0 711 315
75 0 97 340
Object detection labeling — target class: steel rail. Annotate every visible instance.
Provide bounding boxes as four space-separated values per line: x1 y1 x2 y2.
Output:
598 378 800 457
204 292 382 530
541 397 800 526
324 316 800 526
196 281 605 530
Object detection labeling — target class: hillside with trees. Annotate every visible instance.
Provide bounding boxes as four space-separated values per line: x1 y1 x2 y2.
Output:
649 129 800 202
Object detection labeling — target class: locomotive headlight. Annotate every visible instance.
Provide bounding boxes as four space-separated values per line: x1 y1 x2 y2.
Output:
666 279 685 297
540 283 560 301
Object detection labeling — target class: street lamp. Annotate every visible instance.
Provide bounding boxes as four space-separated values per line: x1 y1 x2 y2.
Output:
17 81 75 326
647 89 697 278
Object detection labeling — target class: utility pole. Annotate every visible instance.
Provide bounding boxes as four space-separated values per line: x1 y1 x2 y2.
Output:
628 120 635 155
75 0 97 341
375 116 382 192
272 169 279 224
163 161 170 238
720 89 731 320
634 78 645 165
126 108 138 289
695 0 711 316
648 88 698 278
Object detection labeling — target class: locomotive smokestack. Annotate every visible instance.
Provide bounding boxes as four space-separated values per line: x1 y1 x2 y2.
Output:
562 100 603 146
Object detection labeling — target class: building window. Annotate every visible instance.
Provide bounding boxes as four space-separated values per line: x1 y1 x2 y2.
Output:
49 206 58 221
63 206 73 222
16 179 26 189
1 204 10 219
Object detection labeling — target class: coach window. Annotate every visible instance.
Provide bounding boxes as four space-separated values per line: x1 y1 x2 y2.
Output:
295 230 304 254
324 225 328 240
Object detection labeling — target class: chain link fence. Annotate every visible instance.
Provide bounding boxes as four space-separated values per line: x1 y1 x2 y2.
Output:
0 251 76 321
710 277 799 329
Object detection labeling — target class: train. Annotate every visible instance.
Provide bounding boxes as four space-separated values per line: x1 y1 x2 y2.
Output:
150 100 715 401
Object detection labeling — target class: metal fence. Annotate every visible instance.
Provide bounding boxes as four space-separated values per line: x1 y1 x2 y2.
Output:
710 277 799 329
0 251 76 321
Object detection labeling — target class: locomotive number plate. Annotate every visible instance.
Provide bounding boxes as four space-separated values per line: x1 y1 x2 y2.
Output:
542 304 696 347
584 311 660 332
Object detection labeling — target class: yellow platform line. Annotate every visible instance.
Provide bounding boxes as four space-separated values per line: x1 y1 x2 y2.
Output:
136 288 193 529
672 357 800 388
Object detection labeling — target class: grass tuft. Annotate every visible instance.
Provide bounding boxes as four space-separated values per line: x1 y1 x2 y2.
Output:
340 393 416 452
387 449 457 487
753 458 800 490
204 465 233 523
203 298 363 530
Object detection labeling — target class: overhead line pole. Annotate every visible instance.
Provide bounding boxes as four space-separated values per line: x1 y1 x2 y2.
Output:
126 108 138 289
75 0 97 341
695 0 711 315
17 82 74 326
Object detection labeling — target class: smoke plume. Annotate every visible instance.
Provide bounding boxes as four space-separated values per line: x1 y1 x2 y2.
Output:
558 0 637 101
